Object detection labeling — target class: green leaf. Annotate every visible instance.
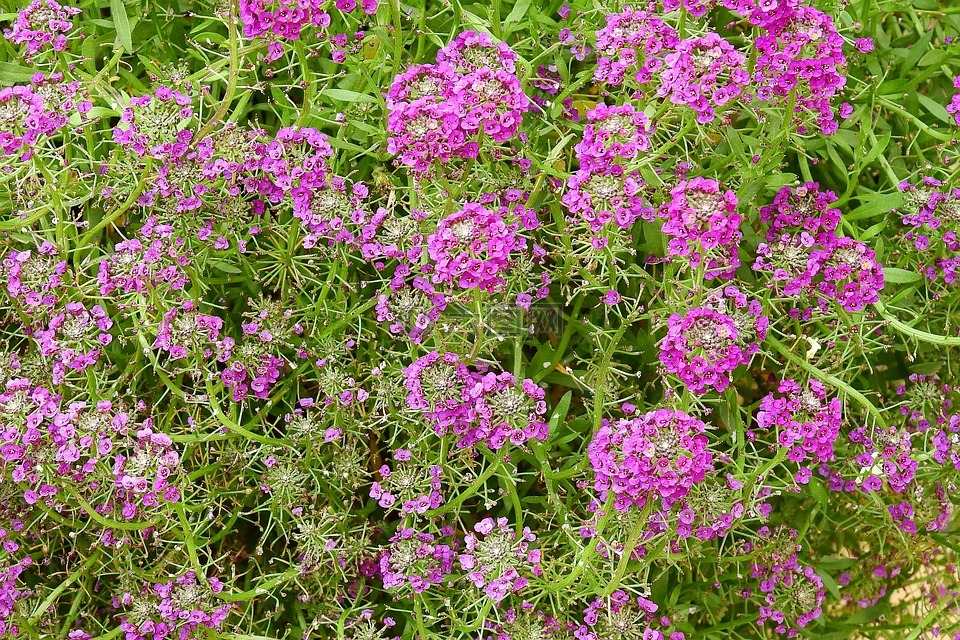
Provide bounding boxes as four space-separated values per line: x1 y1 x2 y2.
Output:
504 0 534 30
807 477 829 508
111 0 133 53
859 131 890 168
323 89 379 104
846 192 904 221
917 93 953 124
548 391 572 431
0 61 37 85
882 267 923 284
208 260 242 274
860 219 887 241
815 567 841 600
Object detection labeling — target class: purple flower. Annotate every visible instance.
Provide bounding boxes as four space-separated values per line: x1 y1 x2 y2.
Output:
660 177 741 279
588 408 714 512
459 517 541 601
659 287 767 394
3 0 80 58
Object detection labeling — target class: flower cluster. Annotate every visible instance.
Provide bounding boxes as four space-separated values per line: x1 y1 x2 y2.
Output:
659 287 767 394
116 572 231 640
896 373 955 433
754 182 883 311
660 177 741 279
370 449 444 515
887 482 951 534
750 5 848 134
375 276 447 343
113 87 194 159
562 164 653 237
32 302 113 383
153 301 224 360
460 517 541 601
575 103 654 171
386 32 528 174
426 203 537 293
403 353 549 450
658 33 749 123
2 0 80 58
842 424 918 494
238 0 378 62
0 553 31 638
577 591 685 640
111 422 183 520
739 526 825 637
898 177 960 285
588 408 713 512
754 379 842 473
593 7 678 87
458 371 549 449
0 78 79 161
2 241 69 315
379 526 457 594
97 219 191 300
949 76 960 126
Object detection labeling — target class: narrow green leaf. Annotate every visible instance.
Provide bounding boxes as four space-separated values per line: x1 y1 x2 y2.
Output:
859 131 890 167
815 567 841 600
548 391 572 430
504 0 534 28
111 0 133 53
882 267 923 284
917 93 952 124
322 88 379 104
846 192 904 220
208 260 242 274
0 61 37 85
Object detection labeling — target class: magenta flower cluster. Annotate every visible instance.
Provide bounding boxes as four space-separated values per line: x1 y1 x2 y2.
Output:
588 408 713 512
754 379 842 469
949 76 960 126
749 5 848 134
0 75 86 160
379 526 457 594
577 590 685 640
116 572 231 640
0 551 31 638
2 0 80 58
898 177 960 284
2 241 68 315
574 102 654 171
238 0 377 61
658 33 750 123
369 448 444 516
755 182 884 311
426 202 538 292
740 526 825 637
403 352 549 450
659 286 768 394
33 302 113 384
113 87 195 158
386 31 528 174
563 102 656 241
593 7 678 87
660 177 741 279
459 517 542 601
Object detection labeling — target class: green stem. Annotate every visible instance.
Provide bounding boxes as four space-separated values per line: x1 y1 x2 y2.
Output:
30 550 102 623
426 450 505 517
194 2 241 143
874 300 960 346
766 335 884 425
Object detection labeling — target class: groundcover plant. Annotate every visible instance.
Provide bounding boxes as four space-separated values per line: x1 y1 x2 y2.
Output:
4 0 960 637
